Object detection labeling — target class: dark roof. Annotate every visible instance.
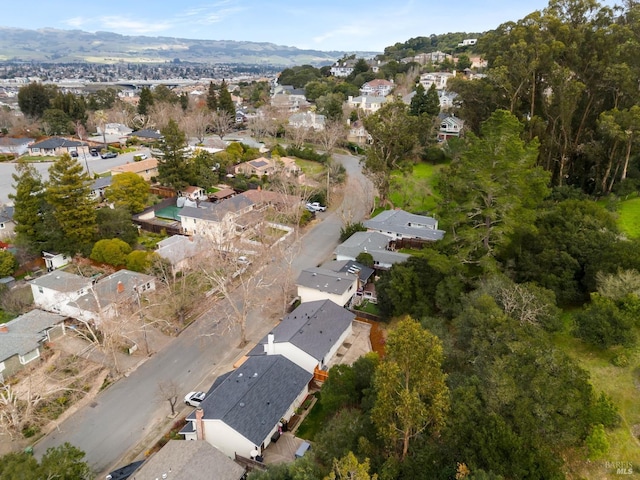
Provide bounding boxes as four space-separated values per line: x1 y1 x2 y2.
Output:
321 260 374 284
190 355 312 446
0 206 14 223
363 209 445 241
90 176 112 191
249 299 354 362
296 267 357 296
179 193 254 222
30 137 86 149
130 129 164 139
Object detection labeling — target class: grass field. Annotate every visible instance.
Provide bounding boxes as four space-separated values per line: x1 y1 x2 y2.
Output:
552 316 640 477
616 196 640 239
295 158 326 177
388 162 445 213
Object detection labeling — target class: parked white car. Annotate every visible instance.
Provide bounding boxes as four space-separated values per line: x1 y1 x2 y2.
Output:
306 202 327 212
184 391 206 407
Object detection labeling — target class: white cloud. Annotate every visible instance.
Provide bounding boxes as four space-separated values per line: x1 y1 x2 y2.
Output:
99 16 174 35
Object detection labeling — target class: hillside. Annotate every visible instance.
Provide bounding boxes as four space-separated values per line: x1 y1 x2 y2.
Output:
0 27 371 67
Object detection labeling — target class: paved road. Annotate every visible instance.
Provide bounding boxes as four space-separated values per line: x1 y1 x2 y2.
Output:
33 152 370 476
0 148 151 205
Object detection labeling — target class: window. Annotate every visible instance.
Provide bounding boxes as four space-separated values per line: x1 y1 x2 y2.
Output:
0 223 4 229
38 286 43 294
20 349 40 365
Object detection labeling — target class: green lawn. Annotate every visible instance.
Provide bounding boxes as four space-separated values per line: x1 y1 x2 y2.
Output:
295 393 327 441
552 318 640 473
616 196 640 239
389 162 446 213
295 158 326 176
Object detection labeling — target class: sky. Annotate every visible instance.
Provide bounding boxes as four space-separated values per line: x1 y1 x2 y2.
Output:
0 0 615 52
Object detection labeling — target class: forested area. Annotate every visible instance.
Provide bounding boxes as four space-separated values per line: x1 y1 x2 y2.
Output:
250 1 640 479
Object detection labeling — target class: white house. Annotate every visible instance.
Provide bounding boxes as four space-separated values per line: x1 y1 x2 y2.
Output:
182 355 312 459
334 231 409 270
156 235 204 278
179 194 256 243
288 111 326 131
364 209 445 242
248 299 354 374
438 114 465 141
330 59 358 77
296 267 358 307
359 79 394 97
42 252 71 272
347 95 387 115
420 71 456 91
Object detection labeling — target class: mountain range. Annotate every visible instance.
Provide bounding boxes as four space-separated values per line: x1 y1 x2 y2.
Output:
0 27 372 66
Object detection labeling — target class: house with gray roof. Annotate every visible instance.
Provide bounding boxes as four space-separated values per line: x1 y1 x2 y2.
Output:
28 137 89 157
288 111 326 131
334 231 409 270
129 129 164 141
156 235 204 277
248 299 355 374
0 309 67 382
182 355 312 459
130 440 245 480
296 267 358 307
89 176 112 200
30 271 92 314
0 137 33 156
364 209 445 242
0 206 15 238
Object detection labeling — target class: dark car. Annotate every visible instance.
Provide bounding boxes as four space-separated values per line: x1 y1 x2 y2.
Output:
90 148 99 157
70 150 78 157
101 151 118 159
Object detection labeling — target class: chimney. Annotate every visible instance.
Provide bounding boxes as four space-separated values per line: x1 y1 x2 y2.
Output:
195 407 205 441
116 281 124 294
265 333 275 355
0 325 8 333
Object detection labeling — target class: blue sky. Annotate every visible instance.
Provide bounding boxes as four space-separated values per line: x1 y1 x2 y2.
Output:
0 1 611 52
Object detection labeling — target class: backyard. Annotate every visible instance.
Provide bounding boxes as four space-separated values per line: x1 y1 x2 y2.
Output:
388 162 445 213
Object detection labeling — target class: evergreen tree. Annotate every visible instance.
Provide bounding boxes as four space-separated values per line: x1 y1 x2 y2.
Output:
9 160 47 252
206 81 218 111
409 84 428 117
424 83 440 117
157 119 190 190
217 79 236 117
45 154 97 255
138 87 154 115
17 82 53 118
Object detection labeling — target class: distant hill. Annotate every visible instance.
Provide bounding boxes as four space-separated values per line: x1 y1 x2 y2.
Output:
0 27 374 67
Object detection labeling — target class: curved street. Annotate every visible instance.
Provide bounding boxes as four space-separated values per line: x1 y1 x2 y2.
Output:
32 152 371 476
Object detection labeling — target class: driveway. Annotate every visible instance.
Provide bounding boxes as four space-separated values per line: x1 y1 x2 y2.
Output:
32 152 371 476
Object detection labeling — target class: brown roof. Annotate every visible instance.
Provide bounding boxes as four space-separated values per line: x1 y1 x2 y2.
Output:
111 158 158 174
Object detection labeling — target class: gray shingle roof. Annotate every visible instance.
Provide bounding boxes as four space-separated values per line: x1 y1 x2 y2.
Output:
364 209 445 241
90 176 112 191
190 355 312 446
321 260 375 284
249 299 354 362
73 270 154 313
30 137 86 149
131 440 245 480
30 271 92 293
334 231 409 265
156 235 202 266
296 267 357 296
130 129 163 139
0 309 66 361
179 194 254 222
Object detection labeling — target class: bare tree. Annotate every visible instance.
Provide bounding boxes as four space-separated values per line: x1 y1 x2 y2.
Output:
148 103 183 131
285 124 309 149
315 120 347 154
181 107 210 144
157 380 180 417
209 110 235 140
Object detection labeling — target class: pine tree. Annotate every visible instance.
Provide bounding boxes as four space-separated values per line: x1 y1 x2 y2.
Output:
409 84 428 117
138 87 154 115
206 81 218 111
45 154 97 255
9 160 47 252
158 119 190 191
424 83 441 117
218 80 235 117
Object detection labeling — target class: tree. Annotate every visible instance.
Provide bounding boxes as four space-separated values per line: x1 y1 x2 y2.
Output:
327 451 378 480
209 110 235 140
206 81 218 111
217 79 236 117
456 53 472 70
126 250 152 272
10 160 46 252
438 110 549 266
424 83 440 117
409 84 428 117
361 100 419 204
138 87 154 115
157 119 190 190
157 380 180 416
17 82 52 118
41 108 72 135
105 172 150 213
372 316 449 460
0 443 92 480
0 250 17 277
574 293 637 348
45 154 97 255
317 93 345 121
96 207 139 246
90 238 132 266
355 252 374 268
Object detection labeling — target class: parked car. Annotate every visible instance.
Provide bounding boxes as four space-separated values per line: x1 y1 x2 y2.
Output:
101 151 118 159
306 202 327 212
184 391 206 407
237 256 251 265
70 150 79 157
90 148 99 157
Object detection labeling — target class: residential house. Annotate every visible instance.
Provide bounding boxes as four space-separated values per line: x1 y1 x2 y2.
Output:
0 206 15 238
359 79 394 97
321 259 375 293
438 90 458 110
296 267 358 307
334 231 409 270
0 309 67 382
248 299 355 374
0 137 33 156
271 89 309 112
438 114 465 141
89 176 112 201
330 59 358 77
156 235 203 277
234 157 300 180
179 194 256 243
180 186 208 201
28 137 89 157
131 440 245 480
181 355 313 459
347 95 387 115
111 158 159 182
101 123 133 136
364 209 445 242
420 71 456 91
403 51 452 65
458 38 478 47
347 120 371 145
42 251 70 272
288 111 325 131
241 189 303 212
129 129 164 141
31 270 155 324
